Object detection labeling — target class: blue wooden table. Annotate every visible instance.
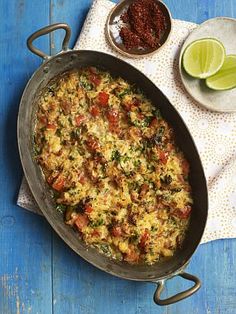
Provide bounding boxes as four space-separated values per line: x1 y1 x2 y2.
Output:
1 1 236 313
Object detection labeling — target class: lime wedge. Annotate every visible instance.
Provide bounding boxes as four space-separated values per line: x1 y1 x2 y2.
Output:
182 38 225 79
206 55 236 90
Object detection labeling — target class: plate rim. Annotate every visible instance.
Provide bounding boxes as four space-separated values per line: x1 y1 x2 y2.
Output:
179 16 236 113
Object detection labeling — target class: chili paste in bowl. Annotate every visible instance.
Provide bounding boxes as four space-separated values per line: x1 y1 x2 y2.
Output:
106 0 172 58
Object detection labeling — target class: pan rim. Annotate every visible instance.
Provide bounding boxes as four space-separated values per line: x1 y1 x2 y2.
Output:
17 49 208 281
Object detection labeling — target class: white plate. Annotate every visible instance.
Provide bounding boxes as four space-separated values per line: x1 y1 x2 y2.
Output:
179 17 236 113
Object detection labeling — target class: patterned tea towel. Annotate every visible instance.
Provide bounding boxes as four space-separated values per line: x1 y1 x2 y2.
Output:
17 0 236 244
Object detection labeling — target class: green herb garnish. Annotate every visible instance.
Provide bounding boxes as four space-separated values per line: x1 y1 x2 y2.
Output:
90 218 104 227
111 150 121 162
56 204 67 213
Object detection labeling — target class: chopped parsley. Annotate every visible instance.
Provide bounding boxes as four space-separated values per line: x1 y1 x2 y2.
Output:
79 75 93 90
153 126 165 145
133 159 141 168
33 144 41 156
56 204 67 213
152 108 162 118
111 150 121 162
90 218 104 227
142 116 153 127
100 244 111 255
117 88 131 98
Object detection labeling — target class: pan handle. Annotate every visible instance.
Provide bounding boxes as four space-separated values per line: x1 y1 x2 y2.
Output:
153 272 201 306
27 23 71 60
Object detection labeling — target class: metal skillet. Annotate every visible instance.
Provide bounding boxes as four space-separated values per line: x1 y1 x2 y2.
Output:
17 23 208 306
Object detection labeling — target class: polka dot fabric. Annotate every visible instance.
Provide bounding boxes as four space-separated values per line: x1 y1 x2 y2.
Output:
18 0 236 244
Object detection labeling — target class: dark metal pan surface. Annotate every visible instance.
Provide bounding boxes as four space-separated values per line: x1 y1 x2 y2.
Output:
17 23 208 305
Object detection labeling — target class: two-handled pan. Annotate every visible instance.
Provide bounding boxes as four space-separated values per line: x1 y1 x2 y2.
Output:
17 23 208 306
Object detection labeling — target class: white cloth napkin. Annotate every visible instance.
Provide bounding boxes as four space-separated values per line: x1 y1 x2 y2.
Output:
18 0 236 244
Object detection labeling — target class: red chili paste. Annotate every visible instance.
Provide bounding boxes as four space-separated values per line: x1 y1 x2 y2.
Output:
119 0 167 50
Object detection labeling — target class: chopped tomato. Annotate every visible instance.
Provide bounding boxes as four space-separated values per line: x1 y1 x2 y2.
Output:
122 102 135 112
85 204 93 214
49 101 57 109
52 176 65 191
47 175 54 185
139 184 149 198
78 172 86 185
75 115 86 126
91 229 100 237
150 117 158 128
89 73 101 86
75 214 89 231
159 150 168 164
106 109 119 124
166 143 174 152
98 92 109 107
137 112 144 120
123 98 140 111
86 136 100 152
88 67 98 74
94 154 107 165
124 246 140 263
47 171 59 185
139 229 150 250
177 174 185 184
39 116 48 125
173 205 191 219
90 105 100 117
182 160 190 176
108 123 120 135
123 98 140 109
60 100 71 115
122 102 132 111
47 123 57 130
133 98 140 107
112 226 122 237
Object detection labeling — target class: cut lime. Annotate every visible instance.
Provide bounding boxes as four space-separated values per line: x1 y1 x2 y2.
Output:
206 55 236 90
182 38 225 79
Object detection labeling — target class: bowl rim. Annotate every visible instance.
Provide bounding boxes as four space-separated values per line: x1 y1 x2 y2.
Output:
105 0 173 58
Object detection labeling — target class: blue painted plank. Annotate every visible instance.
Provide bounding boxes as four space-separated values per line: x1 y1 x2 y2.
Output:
52 238 236 314
164 0 236 23
50 0 93 55
0 1 53 313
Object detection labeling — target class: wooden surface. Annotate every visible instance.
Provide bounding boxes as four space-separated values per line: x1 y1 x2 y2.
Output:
0 0 236 313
